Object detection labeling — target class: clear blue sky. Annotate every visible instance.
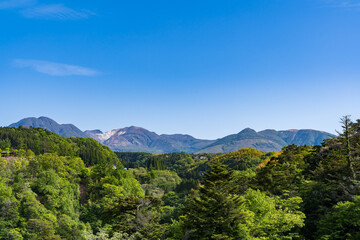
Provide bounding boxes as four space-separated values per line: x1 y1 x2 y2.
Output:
1 0 360 139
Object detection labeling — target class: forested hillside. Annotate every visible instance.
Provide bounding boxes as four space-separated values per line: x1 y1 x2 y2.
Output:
0 116 359 239
0 126 120 167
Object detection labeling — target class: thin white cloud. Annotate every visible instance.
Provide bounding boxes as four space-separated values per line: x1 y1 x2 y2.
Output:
323 0 360 8
0 0 36 9
20 4 95 20
14 59 99 76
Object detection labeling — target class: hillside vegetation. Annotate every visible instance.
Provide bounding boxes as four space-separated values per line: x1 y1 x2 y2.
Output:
0 116 359 239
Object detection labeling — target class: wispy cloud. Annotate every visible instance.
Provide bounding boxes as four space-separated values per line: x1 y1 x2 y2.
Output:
20 4 95 20
14 59 99 76
0 0 36 9
0 1 95 20
323 0 360 8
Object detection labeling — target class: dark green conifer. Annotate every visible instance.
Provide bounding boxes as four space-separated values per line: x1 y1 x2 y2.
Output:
182 160 243 240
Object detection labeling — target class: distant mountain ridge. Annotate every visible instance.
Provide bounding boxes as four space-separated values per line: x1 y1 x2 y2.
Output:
8 117 335 153
85 127 215 153
198 128 334 153
9 117 88 138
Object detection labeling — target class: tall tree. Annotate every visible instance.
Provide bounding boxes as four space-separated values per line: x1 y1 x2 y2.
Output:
182 160 243 240
338 115 356 180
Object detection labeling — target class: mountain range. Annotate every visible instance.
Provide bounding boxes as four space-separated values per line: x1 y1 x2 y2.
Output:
84 127 215 153
8 117 335 153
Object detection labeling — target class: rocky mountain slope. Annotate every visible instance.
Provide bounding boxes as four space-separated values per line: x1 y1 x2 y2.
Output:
85 127 215 153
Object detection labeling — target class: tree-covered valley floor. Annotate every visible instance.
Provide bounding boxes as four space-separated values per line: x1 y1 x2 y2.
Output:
0 116 360 239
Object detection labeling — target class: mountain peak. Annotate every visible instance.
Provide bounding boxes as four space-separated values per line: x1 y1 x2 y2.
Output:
9 116 87 138
285 129 299 132
238 128 257 135
85 129 103 134
38 116 55 120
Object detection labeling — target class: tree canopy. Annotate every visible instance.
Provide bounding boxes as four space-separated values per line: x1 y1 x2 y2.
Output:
1 118 360 239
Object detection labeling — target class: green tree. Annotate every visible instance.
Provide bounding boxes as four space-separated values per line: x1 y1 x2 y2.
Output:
238 188 305 239
181 161 243 240
253 145 313 196
27 219 61 240
338 115 357 180
213 148 265 171
102 196 164 239
316 196 360 240
0 138 11 149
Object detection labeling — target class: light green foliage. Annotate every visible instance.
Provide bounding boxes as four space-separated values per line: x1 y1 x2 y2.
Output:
132 168 181 197
238 189 305 239
316 196 360 240
149 170 181 193
7 229 23 240
253 145 313 195
0 127 119 166
180 161 305 240
131 167 150 184
84 228 140 240
31 153 85 180
101 196 164 239
32 169 80 216
161 191 183 223
0 178 19 237
300 118 360 238
0 178 12 201
166 219 185 240
2 118 360 239
81 159 145 233
57 214 85 240
0 138 11 149
214 148 266 170
0 129 152 239
0 154 86 239
27 218 61 240
87 160 144 204
232 169 256 193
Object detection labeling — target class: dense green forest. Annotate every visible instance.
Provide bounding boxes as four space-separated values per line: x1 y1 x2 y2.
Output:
0 116 359 239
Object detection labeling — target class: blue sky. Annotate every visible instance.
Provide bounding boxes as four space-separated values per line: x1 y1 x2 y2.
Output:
1 0 360 139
